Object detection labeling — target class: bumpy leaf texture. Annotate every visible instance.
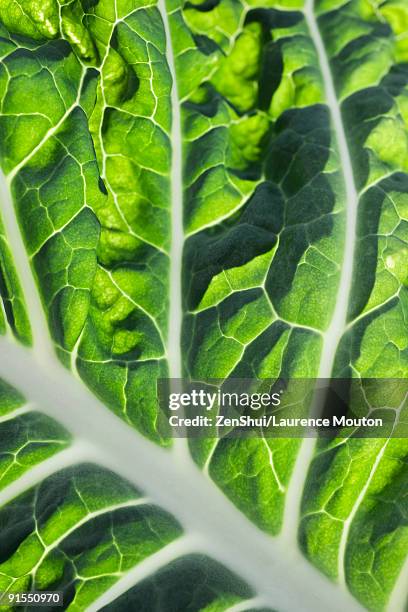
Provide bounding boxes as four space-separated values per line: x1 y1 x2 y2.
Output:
0 0 407 610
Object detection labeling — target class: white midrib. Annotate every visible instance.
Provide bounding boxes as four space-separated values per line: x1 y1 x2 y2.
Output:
0 339 364 612
280 0 362 556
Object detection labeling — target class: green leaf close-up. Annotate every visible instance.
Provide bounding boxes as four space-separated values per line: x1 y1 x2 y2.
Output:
0 0 407 609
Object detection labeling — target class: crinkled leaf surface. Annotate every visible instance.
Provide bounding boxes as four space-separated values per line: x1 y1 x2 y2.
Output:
0 0 406 610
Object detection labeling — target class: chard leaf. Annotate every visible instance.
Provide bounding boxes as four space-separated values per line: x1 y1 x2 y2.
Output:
0 0 406 610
